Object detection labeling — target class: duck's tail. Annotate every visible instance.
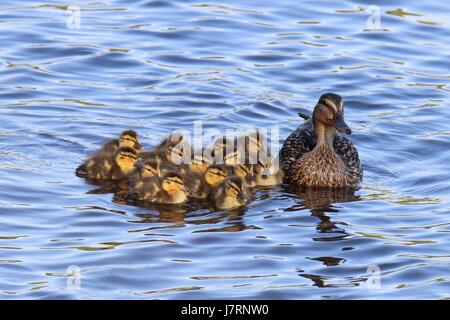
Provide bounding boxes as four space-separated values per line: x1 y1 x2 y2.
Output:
298 112 310 120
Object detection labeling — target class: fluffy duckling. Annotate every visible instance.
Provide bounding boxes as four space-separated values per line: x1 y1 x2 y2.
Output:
98 130 142 154
254 157 284 187
223 150 242 166
128 158 160 188
242 129 266 155
185 164 230 199
150 173 189 204
230 163 256 188
209 176 251 210
76 147 138 180
279 93 362 188
212 136 237 161
188 152 212 175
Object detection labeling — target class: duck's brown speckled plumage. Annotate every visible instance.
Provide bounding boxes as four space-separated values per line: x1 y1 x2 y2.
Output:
279 93 362 188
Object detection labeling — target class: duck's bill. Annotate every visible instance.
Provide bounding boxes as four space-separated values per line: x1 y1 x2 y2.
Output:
238 194 248 203
334 114 352 134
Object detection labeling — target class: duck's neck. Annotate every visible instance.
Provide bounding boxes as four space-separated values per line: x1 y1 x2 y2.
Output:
314 121 335 148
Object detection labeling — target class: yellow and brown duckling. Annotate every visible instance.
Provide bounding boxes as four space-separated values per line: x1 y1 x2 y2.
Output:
154 132 189 153
240 129 267 160
211 136 237 161
209 176 251 210
128 158 160 188
76 146 138 180
98 130 143 154
150 172 189 204
254 157 284 187
184 164 230 199
279 93 362 188
230 163 256 188
188 151 212 175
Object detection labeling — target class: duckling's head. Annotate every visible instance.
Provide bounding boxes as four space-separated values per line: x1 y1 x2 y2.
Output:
212 136 236 158
234 163 253 179
224 150 241 166
255 159 277 176
189 153 211 174
165 144 185 164
224 176 248 203
140 159 159 178
245 130 266 154
115 147 138 174
119 130 141 149
313 93 351 134
161 173 186 194
204 165 228 186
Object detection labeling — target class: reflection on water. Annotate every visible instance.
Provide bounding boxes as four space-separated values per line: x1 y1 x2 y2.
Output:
1 0 450 299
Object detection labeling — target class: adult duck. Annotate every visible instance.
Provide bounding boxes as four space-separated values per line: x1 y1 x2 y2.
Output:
279 93 362 188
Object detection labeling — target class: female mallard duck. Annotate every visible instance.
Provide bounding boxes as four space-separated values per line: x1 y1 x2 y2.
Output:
98 130 143 154
279 93 362 188
209 176 251 210
76 146 138 180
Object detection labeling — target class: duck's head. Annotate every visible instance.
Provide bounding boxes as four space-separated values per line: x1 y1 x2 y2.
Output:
204 165 228 186
313 93 351 134
255 158 281 177
234 163 253 179
189 153 211 174
165 143 185 164
224 150 241 166
161 173 186 194
224 176 248 203
212 136 236 158
245 130 266 154
140 159 159 178
115 147 138 174
119 130 142 149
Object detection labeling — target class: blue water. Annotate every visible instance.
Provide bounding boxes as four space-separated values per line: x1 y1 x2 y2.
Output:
0 0 449 299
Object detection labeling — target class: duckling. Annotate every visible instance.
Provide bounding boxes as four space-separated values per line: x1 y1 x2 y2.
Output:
98 130 142 154
223 150 242 166
157 143 190 177
211 136 237 161
188 152 212 175
230 163 256 188
241 129 267 155
204 165 230 187
279 93 362 188
254 157 284 187
185 164 230 199
154 132 189 153
76 147 138 180
209 176 251 210
127 175 162 202
149 173 189 204
128 158 160 189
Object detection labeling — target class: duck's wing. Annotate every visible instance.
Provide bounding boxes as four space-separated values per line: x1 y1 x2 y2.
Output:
279 121 316 176
333 136 363 185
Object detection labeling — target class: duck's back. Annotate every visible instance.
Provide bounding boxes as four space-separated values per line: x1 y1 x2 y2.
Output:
279 121 362 184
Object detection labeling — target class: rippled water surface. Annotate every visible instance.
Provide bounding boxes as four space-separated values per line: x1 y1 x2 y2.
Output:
1 0 449 299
